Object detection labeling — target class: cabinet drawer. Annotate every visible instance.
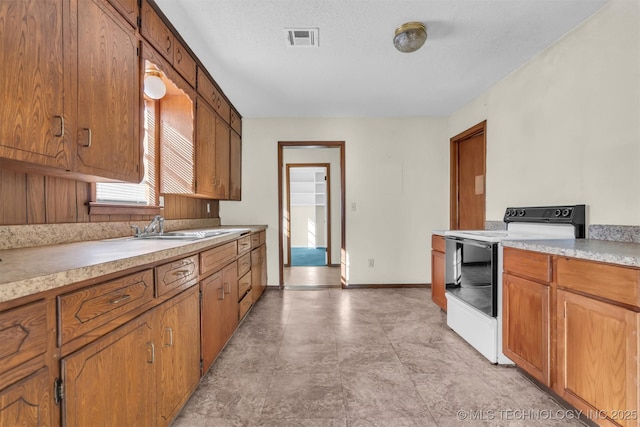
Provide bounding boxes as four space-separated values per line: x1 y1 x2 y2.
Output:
503 247 551 283
156 255 199 297
238 271 252 301
59 270 154 344
238 252 251 277
230 110 242 135
250 233 260 248
197 69 230 122
431 235 445 253
556 257 640 307
140 1 174 62
200 241 237 276
239 291 252 319
237 236 251 255
259 230 266 245
0 300 48 376
173 39 196 87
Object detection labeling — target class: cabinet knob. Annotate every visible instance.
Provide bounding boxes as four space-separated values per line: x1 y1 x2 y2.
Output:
54 115 64 137
80 128 92 147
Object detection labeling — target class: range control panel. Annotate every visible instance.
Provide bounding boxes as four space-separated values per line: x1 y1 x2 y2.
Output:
503 205 586 236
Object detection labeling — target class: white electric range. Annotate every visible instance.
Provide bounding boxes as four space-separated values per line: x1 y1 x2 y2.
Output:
444 205 586 364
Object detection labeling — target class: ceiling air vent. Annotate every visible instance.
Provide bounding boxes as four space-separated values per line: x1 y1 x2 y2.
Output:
285 28 319 47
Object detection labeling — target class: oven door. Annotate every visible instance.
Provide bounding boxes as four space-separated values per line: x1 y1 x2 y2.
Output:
445 236 498 317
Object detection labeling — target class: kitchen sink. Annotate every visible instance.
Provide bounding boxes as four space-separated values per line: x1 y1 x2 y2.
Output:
134 230 232 240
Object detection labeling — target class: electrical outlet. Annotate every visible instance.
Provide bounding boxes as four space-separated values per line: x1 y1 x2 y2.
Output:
368 258 374 267
159 196 165 207
206 202 210 214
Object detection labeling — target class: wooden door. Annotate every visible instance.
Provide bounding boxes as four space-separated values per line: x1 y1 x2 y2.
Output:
0 367 52 427
450 121 486 230
222 262 239 339
107 0 138 27
502 273 550 385
74 0 141 182
195 99 216 197
214 117 230 199
0 0 69 170
229 131 242 200
200 271 226 373
62 312 155 427
156 287 200 427
557 290 639 427
251 248 263 300
140 0 174 62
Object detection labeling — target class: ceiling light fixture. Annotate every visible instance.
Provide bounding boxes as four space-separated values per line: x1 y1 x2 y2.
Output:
144 69 167 99
393 22 427 53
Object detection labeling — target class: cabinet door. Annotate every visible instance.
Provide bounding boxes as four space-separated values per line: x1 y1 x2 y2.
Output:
156 287 200 427
431 249 446 311
0 0 69 169
0 367 52 427
251 246 267 300
557 290 639 427
229 131 242 200
140 0 174 62
74 0 141 182
107 0 138 27
195 98 216 197
214 117 230 199
201 271 226 373
502 273 550 385
222 262 238 339
173 40 196 87
62 312 156 427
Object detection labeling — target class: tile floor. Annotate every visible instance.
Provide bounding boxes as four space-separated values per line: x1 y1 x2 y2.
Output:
172 288 588 427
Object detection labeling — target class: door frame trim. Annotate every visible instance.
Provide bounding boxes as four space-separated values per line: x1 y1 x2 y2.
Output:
285 163 331 267
450 120 487 230
278 141 346 289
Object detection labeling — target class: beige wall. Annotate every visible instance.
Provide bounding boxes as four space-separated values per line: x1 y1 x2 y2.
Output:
450 0 640 226
220 117 449 286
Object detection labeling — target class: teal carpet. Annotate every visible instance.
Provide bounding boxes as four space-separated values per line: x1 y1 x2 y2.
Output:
291 247 326 266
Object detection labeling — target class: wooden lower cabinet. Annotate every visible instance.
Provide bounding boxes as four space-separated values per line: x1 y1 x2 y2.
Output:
201 261 238 373
430 235 446 311
251 245 267 301
156 286 200 427
557 290 639 427
502 273 550 385
0 367 52 427
61 310 156 427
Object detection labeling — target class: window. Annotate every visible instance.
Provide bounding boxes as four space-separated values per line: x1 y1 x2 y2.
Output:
95 99 157 205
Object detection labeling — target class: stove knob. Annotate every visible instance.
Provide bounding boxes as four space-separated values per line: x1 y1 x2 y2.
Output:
562 208 571 217
505 210 511 217
554 209 561 217
518 209 525 216
510 209 517 217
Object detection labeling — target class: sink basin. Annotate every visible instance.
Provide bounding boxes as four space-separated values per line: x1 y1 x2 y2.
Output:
134 230 232 240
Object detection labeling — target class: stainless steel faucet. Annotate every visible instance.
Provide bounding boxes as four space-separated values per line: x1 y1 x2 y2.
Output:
132 215 164 237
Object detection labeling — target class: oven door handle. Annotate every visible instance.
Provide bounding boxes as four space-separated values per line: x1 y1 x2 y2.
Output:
445 236 494 250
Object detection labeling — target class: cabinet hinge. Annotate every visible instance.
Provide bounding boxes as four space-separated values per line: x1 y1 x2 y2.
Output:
138 0 142 8
136 46 140 57
54 378 64 405
137 16 142 29
199 290 203 301
200 359 204 370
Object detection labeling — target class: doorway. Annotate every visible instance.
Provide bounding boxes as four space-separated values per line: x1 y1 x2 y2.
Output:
450 121 487 230
286 164 331 267
278 142 346 289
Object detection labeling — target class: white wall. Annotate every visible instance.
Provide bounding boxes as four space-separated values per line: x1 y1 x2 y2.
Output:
220 117 449 286
290 205 318 247
450 0 640 226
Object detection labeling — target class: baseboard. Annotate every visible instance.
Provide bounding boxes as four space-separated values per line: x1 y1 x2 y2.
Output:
345 283 429 289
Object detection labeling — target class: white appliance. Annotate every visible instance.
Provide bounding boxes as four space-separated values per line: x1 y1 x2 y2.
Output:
444 205 586 364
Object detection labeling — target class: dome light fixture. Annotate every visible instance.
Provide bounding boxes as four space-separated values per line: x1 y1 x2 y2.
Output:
393 22 427 53
144 69 167 99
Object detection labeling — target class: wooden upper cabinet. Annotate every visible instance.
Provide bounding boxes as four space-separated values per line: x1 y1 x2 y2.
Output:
214 117 230 199
230 110 242 135
107 0 138 28
197 68 231 123
0 0 69 170
74 0 141 182
173 40 197 87
229 131 242 200
141 0 174 62
195 98 216 197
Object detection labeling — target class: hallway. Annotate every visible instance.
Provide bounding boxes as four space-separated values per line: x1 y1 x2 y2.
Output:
172 288 587 426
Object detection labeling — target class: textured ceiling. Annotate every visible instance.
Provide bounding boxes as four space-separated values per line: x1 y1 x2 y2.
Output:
154 0 609 118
